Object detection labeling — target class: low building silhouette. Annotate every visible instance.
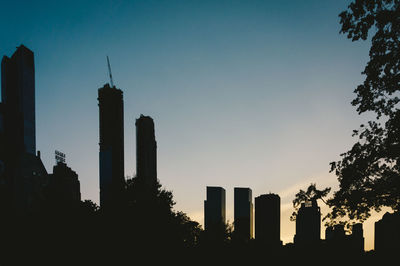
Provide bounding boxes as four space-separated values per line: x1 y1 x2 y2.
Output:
0 102 4 181
375 212 400 254
325 224 345 242
46 161 81 203
255 193 281 247
12 152 48 214
0 103 3 136
0 102 3 129
204 186 226 231
234 187 253 241
135 114 157 186
325 223 364 254
294 199 321 246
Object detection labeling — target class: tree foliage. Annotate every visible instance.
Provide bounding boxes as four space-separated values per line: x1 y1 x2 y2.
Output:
290 183 330 221
201 220 233 247
328 0 400 222
124 176 202 248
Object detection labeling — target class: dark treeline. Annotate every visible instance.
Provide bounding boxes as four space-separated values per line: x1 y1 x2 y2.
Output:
0 176 199 264
0 177 393 266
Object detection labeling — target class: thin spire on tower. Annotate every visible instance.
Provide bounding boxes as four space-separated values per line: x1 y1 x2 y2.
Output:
107 56 114 88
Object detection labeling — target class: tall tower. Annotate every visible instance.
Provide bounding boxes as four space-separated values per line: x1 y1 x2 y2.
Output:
1 45 36 155
255 193 281 246
135 114 157 186
98 83 125 209
234 187 253 241
1 45 47 214
204 186 226 231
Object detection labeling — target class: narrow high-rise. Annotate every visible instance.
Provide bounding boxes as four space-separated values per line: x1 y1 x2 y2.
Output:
204 186 226 231
135 114 157 186
255 193 281 246
1 45 36 155
1 45 47 214
234 187 253 240
98 83 125 208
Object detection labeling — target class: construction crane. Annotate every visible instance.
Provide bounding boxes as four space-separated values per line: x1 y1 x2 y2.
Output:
107 56 114 88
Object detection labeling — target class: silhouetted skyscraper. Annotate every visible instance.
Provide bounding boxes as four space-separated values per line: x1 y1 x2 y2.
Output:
135 115 157 186
375 212 400 254
98 83 125 208
1 45 47 214
294 200 321 245
204 186 226 231
351 223 364 253
1 45 36 155
255 193 281 246
234 187 253 241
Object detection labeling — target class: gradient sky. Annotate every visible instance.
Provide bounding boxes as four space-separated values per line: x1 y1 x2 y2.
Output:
1 0 382 250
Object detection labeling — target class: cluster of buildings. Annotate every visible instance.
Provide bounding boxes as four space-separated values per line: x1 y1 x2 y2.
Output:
204 187 281 246
0 45 81 214
97 83 157 209
0 45 399 253
0 45 158 215
204 186 366 252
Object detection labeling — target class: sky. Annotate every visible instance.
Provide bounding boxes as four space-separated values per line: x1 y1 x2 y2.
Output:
0 0 383 250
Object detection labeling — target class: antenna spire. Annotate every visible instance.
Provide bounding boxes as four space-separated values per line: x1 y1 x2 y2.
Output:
107 56 114 88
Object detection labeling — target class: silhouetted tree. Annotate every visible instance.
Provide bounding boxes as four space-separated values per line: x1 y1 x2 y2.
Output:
290 183 330 221
174 211 203 247
199 220 233 250
80 199 99 212
124 176 202 248
328 0 400 223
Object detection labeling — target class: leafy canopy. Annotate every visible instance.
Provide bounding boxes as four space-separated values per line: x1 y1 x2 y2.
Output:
290 183 330 221
328 0 400 223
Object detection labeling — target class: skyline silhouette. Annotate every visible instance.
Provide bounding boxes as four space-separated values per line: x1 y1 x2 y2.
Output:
0 44 393 252
0 0 396 252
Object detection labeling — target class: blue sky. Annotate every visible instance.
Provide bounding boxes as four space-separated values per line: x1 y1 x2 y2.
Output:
1 0 378 248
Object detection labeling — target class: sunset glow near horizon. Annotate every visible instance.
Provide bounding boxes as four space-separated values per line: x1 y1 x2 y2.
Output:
1 0 383 250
